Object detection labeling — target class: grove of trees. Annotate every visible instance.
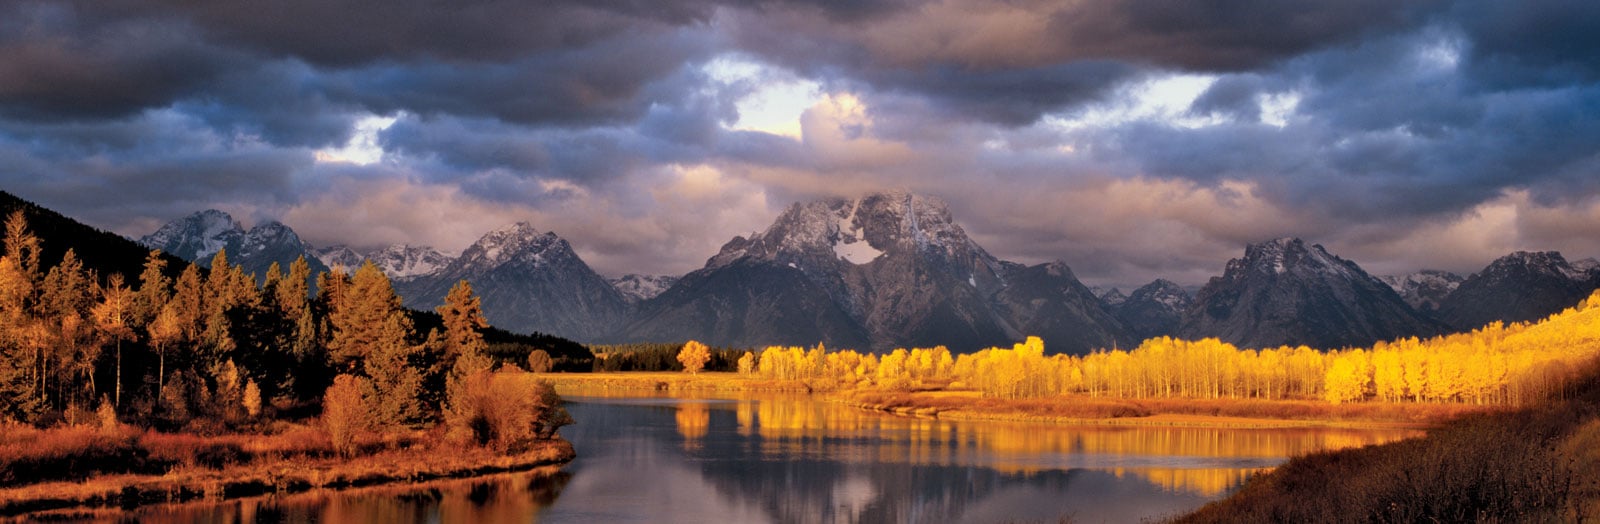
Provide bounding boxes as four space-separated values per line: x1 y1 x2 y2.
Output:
744 291 1600 406
0 212 569 450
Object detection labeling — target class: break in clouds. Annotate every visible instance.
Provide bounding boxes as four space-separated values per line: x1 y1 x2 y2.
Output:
2 0 1599 286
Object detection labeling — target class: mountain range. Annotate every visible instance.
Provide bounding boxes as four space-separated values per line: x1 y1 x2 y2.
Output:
133 192 1600 353
138 210 331 284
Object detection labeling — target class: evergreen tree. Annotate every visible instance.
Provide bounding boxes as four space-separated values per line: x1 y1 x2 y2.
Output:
328 262 422 428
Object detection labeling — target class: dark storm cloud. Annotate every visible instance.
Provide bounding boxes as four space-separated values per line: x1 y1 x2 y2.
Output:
0 2 233 120
100 0 719 67
0 111 308 230
2 0 1600 285
1451 0 1600 89
320 28 717 127
1045 0 1440 71
724 0 1439 125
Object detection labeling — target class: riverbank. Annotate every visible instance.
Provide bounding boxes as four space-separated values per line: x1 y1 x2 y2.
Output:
0 424 575 519
539 372 1486 429
1177 369 1600 522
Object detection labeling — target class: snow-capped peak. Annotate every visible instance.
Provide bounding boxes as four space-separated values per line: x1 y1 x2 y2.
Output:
708 191 982 269
315 245 364 271
370 244 452 278
138 209 246 263
458 222 565 269
1573 257 1600 276
1235 237 1358 280
1129 279 1191 310
240 220 308 256
1097 287 1128 306
1486 251 1582 281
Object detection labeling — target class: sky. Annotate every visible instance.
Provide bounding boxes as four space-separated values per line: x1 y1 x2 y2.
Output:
2 0 1599 288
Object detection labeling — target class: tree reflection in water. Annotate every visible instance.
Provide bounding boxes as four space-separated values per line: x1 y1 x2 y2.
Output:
115 391 1419 523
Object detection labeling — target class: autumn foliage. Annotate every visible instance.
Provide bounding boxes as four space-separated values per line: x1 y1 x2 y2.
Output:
678 340 710 374
0 212 571 454
743 290 1600 407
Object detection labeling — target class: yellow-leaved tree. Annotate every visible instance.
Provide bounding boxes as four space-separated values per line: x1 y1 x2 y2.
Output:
678 340 710 374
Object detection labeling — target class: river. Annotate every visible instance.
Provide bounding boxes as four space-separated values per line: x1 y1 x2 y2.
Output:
116 391 1421 523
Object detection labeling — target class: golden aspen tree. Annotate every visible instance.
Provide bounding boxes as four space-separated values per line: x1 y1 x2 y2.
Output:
0 255 41 420
93 274 133 407
678 340 710 374
1322 351 1366 403
148 304 180 392
737 351 756 375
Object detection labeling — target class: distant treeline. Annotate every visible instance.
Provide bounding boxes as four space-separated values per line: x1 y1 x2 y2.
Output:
588 343 746 372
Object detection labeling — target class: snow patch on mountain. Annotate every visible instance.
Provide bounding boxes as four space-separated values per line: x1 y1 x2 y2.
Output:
368 244 452 278
832 200 884 264
1572 257 1599 275
609 274 680 304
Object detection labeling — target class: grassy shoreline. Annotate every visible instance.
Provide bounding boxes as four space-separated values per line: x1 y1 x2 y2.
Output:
539 371 1483 429
0 428 574 519
1176 369 1600 522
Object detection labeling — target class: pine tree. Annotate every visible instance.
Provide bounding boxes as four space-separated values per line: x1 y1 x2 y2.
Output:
437 280 489 362
131 251 171 328
328 262 422 428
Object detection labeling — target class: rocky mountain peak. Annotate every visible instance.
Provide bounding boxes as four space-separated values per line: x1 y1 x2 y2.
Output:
1129 279 1190 310
1572 257 1599 273
626 192 1126 353
241 220 309 256
1113 278 1193 342
1230 237 1358 280
708 192 985 269
138 209 246 264
141 211 328 285
1096 287 1128 306
367 244 452 279
1437 250 1598 330
315 245 364 271
1379 270 1464 312
1180 239 1441 349
1484 251 1584 281
393 222 626 341
314 243 452 279
609 274 680 304
457 222 564 268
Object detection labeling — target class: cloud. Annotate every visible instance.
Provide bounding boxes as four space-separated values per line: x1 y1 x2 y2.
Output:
2 0 1599 289
0 2 233 120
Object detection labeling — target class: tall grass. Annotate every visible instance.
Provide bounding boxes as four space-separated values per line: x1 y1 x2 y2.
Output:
0 423 336 487
1178 361 1600 522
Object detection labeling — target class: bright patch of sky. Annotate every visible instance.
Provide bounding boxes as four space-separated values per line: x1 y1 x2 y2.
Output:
314 113 399 165
704 54 823 138
1417 35 1463 71
1045 73 1225 132
1259 91 1300 128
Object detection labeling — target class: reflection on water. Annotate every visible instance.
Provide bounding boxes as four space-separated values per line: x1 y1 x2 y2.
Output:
118 388 1421 523
118 467 570 523
543 388 1419 523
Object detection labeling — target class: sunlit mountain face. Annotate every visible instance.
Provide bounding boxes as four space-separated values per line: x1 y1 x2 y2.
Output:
2 1 1598 294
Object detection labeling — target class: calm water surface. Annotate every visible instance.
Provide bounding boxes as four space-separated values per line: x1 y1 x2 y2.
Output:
120 390 1422 523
